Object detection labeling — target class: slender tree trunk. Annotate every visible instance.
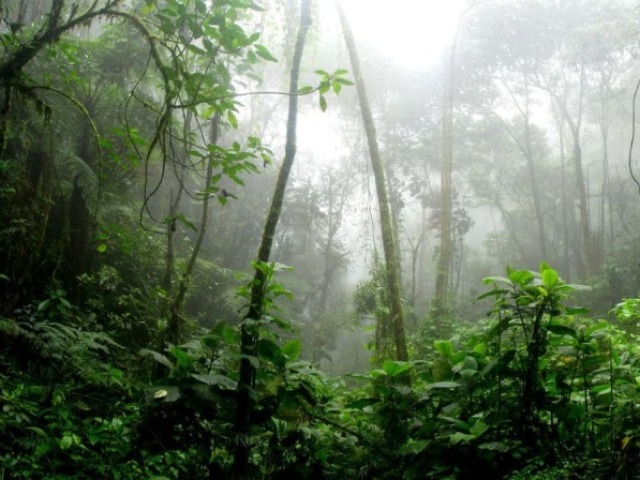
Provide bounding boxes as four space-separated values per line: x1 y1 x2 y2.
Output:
498 76 547 261
434 40 455 315
545 66 591 277
233 1 311 476
166 113 220 346
336 0 408 362
552 106 573 280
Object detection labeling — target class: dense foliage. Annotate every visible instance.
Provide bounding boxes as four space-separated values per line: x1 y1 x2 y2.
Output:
4 1 640 479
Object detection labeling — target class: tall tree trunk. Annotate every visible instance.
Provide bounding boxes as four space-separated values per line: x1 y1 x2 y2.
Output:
336 0 408 362
552 106 573 280
233 1 311 476
434 40 455 315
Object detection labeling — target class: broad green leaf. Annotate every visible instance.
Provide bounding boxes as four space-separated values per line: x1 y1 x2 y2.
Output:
508 269 535 286
482 276 510 285
382 360 413 377
546 324 577 337
254 44 277 62
176 213 197 232
139 348 175 370
146 386 181 403
460 356 478 372
318 81 331 95
334 77 354 86
282 339 302 362
96 243 107 253
258 338 285 367
477 288 508 300
192 373 237 390
470 420 489 437
434 339 454 358
542 268 559 288
449 432 475 445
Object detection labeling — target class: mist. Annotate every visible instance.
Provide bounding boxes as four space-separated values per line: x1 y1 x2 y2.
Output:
4 0 640 478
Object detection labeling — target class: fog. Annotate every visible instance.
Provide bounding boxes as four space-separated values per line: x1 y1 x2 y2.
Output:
4 0 640 371
219 0 640 368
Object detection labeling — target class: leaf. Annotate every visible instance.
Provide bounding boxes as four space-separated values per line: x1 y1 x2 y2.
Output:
139 349 175 370
318 81 331 95
449 432 475 445
382 360 413 377
227 111 238 129
96 243 108 253
298 85 314 94
332 81 342 95
477 288 507 300
470 420 489 437
282 339 301 362
192 373 237 390
146 386 181 403
546 324 577 337
258 339 286 367
482 276 510 285
176 213 197 232
508 269 535 286
434 340 454 358
402 439 431 455
254 44 277 62
26 426 47 437
542 267 559 288
319 95 327 112
333 77 354 86
60 433 74 450
479 441 510 452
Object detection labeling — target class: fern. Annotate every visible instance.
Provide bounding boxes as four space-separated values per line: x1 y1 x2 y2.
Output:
7 315 122 382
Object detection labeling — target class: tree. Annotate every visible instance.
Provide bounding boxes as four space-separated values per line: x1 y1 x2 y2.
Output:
234 0 312 475
336 0 408 362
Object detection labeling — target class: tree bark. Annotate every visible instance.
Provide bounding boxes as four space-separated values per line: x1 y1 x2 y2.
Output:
434 39 455 315
233 1 311 476
336 0 408 362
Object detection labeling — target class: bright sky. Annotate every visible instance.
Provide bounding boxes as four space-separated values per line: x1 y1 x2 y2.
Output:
336 0 467 70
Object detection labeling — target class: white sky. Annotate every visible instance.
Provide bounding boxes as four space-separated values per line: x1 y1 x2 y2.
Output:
335 0 468 70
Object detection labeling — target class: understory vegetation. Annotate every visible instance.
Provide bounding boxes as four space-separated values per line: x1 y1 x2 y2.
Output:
4 1 640 479
5 262 640 479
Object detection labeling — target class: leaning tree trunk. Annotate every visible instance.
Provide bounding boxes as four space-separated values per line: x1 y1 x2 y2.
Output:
336 0 408 362
232 1 311 476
